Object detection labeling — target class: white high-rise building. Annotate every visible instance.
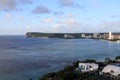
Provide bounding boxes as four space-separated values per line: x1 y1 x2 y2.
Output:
108 31 112 39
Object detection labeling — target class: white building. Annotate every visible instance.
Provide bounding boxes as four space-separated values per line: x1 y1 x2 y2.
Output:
102 65 120 76
64 34 74 39
108 31 113 39
81 34 86 38
93 33 100 38
76 63 98 72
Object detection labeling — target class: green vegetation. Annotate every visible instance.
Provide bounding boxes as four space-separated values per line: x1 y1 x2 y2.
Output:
26 32 92 38
115 55 120 60
38 59 119 80
82 59 96 63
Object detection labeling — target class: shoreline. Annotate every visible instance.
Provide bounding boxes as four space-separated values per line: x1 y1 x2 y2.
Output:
39 56 120 80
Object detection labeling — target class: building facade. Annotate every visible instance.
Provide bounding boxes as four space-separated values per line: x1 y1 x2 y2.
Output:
102 65 120 76
76 63 98 72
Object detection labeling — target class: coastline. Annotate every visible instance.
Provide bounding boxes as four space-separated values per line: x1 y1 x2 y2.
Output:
39 56 120 80
0 36 120 80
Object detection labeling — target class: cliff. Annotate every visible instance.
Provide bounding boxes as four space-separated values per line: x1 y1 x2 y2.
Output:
26 32 84 38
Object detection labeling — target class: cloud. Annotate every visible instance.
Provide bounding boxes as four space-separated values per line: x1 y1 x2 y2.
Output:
26 25 32 30
58 0 87 12
52 19 77 32
16 16 23 22
54 11 63 15
59 0 74 7
0 0 17 11
52 24 61 31
65 14 74 18
42 18 52 23
18 0 32 4
92 0 97 5
51 20 105 33
51 23 83 33
51 23 72 32
32 5 50 14
0 0 32 11
62 19 76 25
110 15 120 18
98 20 120 32
3 13 12 22
54 11 64 19
51 19 82 32
74 4 87 12
100 20 120 28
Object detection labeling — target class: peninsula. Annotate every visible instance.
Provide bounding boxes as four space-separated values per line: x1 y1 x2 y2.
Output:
26 32 120 41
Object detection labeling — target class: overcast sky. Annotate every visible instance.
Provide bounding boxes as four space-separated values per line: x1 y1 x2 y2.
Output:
0 0 120 35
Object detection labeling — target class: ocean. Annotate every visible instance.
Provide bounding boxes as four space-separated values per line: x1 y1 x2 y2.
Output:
0 35 120 80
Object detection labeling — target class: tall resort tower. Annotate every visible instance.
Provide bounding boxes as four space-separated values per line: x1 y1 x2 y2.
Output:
108 31 112 39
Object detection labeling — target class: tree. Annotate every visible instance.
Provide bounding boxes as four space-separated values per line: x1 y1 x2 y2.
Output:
83 59 96 63
63 65 74 71
115 55 120 60
72 60 80 68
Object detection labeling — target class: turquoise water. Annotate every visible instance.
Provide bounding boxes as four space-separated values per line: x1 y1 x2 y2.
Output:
0 36 120 80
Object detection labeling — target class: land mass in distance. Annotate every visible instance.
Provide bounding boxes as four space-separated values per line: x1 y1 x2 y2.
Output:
26 32 120 41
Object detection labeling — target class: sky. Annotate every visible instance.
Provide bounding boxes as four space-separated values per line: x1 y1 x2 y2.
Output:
0 0 120 35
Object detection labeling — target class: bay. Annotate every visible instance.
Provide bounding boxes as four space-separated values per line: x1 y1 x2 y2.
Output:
0 36 120 80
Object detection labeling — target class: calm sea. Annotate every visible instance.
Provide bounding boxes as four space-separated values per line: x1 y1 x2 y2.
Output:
0 35 120 80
